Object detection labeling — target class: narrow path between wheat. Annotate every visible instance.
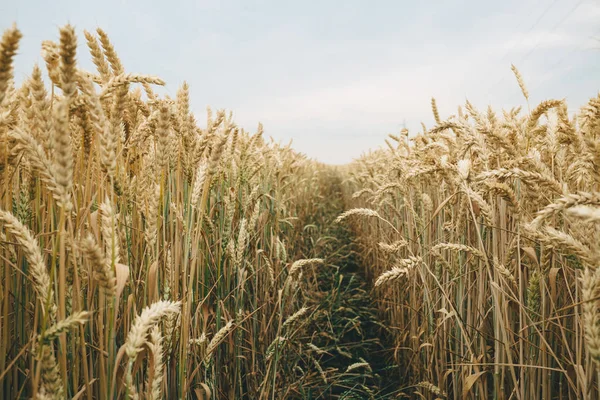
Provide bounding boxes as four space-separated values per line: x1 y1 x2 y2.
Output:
297 175 403 398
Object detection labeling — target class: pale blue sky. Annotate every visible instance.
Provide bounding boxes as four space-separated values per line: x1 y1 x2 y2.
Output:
2 1 599 164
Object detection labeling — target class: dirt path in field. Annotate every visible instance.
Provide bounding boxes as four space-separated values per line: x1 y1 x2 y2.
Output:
325 231 400 398
300 174 402 398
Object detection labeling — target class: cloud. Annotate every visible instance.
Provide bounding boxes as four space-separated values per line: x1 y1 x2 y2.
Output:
3 0 600 164
501 31 577 52
226 3 600 164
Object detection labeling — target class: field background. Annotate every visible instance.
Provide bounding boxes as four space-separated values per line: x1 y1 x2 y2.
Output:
0 23 599 399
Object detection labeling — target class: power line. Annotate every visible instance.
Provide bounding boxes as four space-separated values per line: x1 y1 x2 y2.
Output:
528 24 600 94
465 0 561 103
486 0 585 99
496 0 561 66
518 0 584 65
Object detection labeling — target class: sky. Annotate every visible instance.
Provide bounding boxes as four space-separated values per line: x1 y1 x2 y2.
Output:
1 0 599 164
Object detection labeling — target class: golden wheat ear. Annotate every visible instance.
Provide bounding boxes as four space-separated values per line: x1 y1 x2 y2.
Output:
511 64 529 102
0 24 22 106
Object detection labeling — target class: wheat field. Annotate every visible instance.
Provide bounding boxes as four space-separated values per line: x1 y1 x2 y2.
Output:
0 23 599 399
